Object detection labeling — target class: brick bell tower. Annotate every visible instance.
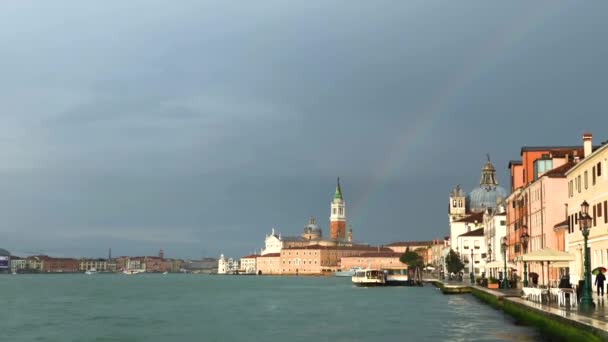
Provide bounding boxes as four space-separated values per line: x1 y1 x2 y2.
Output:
329 177 346 240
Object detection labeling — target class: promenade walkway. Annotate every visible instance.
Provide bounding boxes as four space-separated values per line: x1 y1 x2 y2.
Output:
431 280 608 338
479 287 608 338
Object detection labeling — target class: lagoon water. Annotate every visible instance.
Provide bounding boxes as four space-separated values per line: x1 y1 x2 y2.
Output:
1 274 543 342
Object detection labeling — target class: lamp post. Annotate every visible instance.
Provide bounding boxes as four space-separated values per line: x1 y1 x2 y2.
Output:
520 226 530 287
501 236 509 289
579 200 595 310
470 248 474 284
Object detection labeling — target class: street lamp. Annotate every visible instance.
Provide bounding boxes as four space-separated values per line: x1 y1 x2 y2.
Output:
501 236 509 289
579 200 595 310
470 248 474 284
520 226 530 287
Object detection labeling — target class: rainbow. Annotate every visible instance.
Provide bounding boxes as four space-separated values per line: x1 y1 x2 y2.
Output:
349 2 568 229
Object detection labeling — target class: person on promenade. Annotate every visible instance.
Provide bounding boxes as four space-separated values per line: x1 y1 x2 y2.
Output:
595 271 606 297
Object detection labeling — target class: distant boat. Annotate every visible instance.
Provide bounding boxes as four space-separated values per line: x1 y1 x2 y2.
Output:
335 267 363 277
351 269 386 287
85 268 98 275
162 271 168 275
123 269 144 275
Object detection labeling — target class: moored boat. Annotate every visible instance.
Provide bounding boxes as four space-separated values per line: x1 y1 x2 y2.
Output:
85 268 98 275
351 269 386 286
385 269 409 286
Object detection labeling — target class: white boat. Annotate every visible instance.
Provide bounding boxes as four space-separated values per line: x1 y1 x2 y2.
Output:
162 271 168 275
85 268 98 275
351 269 386 286
335 267 363 277
385 269 409 286
123 269 144 275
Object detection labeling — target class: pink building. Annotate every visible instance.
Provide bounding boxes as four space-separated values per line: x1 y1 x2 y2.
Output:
515 160 574 285
340 252 405 270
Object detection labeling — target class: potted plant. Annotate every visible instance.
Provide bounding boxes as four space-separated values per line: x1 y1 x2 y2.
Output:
487 277 499 289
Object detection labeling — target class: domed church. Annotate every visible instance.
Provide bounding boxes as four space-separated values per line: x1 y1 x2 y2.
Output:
449 156 508 223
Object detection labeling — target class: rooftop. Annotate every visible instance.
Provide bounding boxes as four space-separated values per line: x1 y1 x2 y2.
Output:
385 241 435 247
542 161 575 178
453 211 485 224
459 228 484 237
342 252 403 258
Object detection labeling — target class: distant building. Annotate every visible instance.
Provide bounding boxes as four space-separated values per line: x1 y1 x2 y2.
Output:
239 255 258 274
181 258 216 274
0 248 10 274
10 257 26 272
256 245 395 275
79 259 112 272
218 254 239 274
340 252 405 270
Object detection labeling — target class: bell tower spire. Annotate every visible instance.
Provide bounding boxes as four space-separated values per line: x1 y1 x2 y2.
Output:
330 177 346 240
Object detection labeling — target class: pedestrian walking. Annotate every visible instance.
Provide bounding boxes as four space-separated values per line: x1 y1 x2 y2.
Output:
595 271 606 297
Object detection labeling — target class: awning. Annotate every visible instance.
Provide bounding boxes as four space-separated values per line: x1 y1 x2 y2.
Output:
549 261 570 268
485 261 516 269
514 248 575 262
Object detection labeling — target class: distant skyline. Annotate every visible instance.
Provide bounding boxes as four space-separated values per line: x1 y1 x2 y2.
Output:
1 1 608 258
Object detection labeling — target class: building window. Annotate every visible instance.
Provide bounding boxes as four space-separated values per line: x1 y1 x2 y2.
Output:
593 205 597 227
605 201 608 224
599 203 603 218
598 162 602 177
578 175 582 193
585 171 589 189
533 159 553 180
500 220 506 226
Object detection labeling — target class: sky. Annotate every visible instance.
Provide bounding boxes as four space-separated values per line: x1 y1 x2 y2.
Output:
1 1 608 259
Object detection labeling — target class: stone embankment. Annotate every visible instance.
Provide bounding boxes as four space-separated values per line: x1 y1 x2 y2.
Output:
428 281 608 342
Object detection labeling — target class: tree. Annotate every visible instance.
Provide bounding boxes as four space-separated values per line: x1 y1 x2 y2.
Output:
445 249 464 274
400 249 423 269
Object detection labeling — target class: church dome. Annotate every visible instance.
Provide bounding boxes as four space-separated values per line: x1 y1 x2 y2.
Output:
302 217 322 239
469 157 508 213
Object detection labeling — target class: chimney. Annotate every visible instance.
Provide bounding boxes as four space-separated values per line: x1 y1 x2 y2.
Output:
583 133 593 158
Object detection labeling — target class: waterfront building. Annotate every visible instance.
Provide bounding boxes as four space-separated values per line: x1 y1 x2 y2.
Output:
41 257 80 273
565 133 608 286
483 206 507 278
217 254 239 274
385 241 436 254
10 257 27 272
79 258 111 272
456 228 487 277
340 252 405 270
506 143 582 285
26 256 44 271
181 258 216 274
239 254 258 274
259 180 356 258
256 253 281 275
0 248 10 274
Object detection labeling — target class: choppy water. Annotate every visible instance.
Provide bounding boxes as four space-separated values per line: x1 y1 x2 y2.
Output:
0 274 542 342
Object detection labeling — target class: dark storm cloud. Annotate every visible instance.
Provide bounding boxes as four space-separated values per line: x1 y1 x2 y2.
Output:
1 1 608 258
